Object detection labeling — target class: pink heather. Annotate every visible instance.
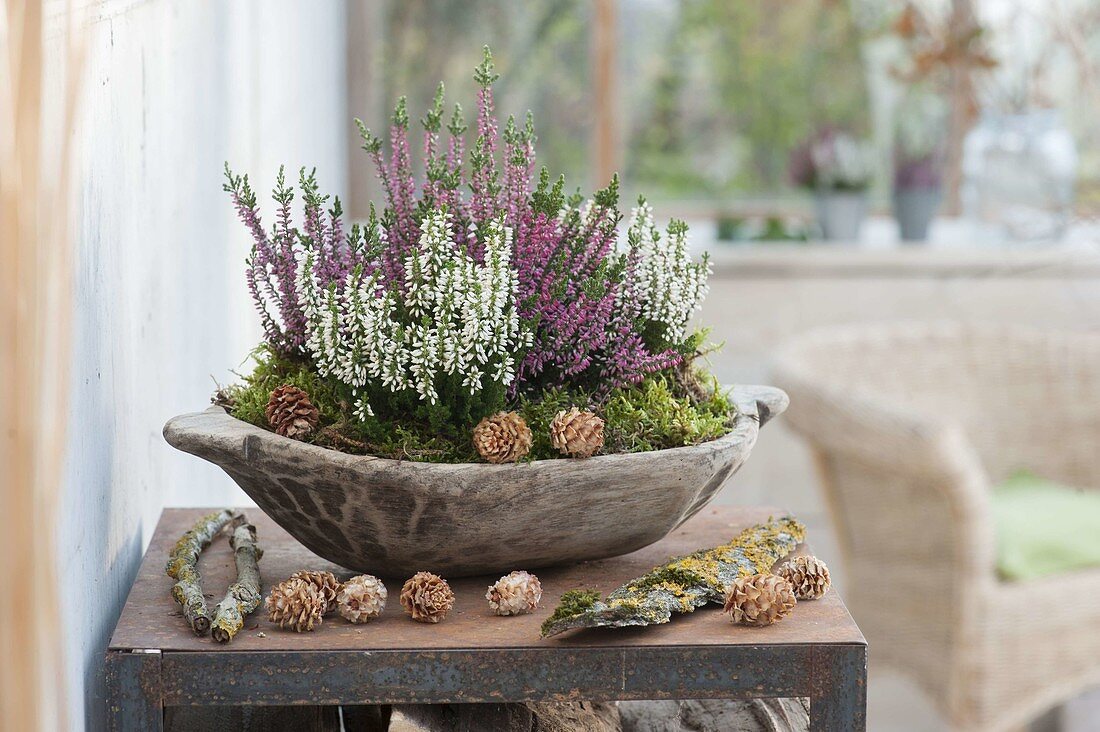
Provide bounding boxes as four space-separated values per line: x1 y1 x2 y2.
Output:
228 47 688 392
469 86 501 228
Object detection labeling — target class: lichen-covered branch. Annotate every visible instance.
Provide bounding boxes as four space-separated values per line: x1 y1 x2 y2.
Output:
165 508 237 635
211 518 263 643
541 516 805 637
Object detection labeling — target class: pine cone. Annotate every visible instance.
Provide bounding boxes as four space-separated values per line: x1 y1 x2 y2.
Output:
265 384 320 439
211 386 237 410
777 555 831 600
290 570 342 614
549 407 605 458
400 571 455 623
337 574 387 624
723 573 797 627
473 411 532 464
486 570 543 616
266 577 326 632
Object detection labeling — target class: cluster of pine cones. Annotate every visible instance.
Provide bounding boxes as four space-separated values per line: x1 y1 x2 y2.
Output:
723 555 831 627
266 570 384 632
474 407 604 463
265 569 543 632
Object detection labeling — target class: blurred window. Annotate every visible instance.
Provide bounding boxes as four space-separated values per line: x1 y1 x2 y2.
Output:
351 0 1100 214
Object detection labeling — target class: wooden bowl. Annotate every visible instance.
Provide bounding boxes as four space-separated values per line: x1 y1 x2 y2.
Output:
163 385 787 577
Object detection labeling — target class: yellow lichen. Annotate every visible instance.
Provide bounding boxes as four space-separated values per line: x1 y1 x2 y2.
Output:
541 516 806 637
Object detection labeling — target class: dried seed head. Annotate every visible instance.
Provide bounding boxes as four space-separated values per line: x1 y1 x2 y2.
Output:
400 571 455 623
486 570 542 616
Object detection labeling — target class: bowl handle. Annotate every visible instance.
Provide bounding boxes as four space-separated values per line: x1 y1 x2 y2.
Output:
729 385 790 427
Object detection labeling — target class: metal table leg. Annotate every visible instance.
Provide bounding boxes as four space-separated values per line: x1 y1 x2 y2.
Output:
809 645 867 730
105 649 163 732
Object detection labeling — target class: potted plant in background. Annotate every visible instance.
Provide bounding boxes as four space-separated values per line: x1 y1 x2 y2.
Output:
892 92 946 242
164 48 788 577
893 149 941 241
789 127 873 241
889 1 998 218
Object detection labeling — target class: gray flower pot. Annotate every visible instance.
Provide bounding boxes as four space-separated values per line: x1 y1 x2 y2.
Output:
163 385 788 577
892 187 941 242
814 191 866 242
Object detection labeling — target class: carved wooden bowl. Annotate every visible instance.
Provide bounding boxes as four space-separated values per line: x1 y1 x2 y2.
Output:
163 385 787 577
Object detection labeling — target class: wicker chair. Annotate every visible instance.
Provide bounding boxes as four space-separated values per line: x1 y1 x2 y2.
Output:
771 322 1100 731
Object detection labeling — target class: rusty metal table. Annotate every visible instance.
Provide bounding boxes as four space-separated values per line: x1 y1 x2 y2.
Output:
106 506 866 730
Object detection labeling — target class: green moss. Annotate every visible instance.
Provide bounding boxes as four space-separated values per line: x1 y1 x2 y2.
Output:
223 346 480 463
227 346 349 429
514 357 735 460
515 387 596 460
540 588 602 636
629 564 710 594
601 373 735 453
223 343 737 463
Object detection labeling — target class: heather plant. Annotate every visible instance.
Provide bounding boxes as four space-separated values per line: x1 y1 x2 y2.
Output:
223 165 354 356
788 128 873 192
223 46 725 459
298 209 528 422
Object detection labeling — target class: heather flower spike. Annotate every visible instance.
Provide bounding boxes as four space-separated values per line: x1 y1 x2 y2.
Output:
225 45 713 431
474 45 500 87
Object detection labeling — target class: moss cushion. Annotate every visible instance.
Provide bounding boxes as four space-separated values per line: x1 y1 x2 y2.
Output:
993 471 1100 581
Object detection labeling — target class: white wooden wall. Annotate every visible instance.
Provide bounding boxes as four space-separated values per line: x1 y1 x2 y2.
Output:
56 2 347 728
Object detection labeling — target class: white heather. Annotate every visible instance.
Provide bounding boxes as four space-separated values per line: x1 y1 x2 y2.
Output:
626 200 711 343
298 209 526 421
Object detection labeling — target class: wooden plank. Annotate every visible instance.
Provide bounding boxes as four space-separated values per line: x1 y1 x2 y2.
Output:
345 0 384 219
110 506 865 653
592 0 618 187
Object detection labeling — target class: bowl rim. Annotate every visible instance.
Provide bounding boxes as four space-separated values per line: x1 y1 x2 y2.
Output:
163 384 788 472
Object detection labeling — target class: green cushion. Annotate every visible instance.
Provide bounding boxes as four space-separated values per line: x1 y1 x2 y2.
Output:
993 471 1100 581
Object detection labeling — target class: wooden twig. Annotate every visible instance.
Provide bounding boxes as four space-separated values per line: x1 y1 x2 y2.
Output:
320 426 367 450
165 508 237 635
541 516 805 637
211 518 263 643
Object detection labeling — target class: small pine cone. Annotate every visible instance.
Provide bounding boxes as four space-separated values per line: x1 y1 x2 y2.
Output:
337 574 387 624
486 570 543 616
400 571 455 623
549 407 605 458
266 577 326 632
723 573 797 627
473 411 532 464
265 384 320 439
776 555 831 600
290 570 342 614
211 387 236 410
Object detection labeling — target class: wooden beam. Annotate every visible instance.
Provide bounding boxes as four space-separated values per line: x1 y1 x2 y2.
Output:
943 0 977 216
592 0 619 188
346 1 384 219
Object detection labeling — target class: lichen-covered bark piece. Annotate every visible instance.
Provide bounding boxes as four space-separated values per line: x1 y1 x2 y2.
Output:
541 516 805 637
211 519 263 643
165 508 237 635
